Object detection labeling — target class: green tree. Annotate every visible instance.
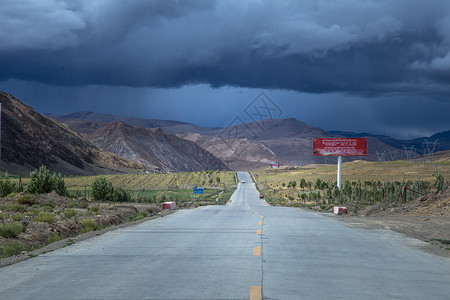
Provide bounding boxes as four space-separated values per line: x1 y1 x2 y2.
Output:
26 165 66 195
91 177 113 201
0 172 18 197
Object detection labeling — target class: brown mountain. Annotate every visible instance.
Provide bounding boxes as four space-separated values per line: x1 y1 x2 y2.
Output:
177 132 285 171
181 118 398 166
48 111 208 135
0 91 146 175
86 121 229 172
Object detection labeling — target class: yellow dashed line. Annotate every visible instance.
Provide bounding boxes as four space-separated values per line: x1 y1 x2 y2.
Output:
256 229 262 235
250 286 262 300
258 220 262 225
254 211 259 214
253 247 261 256
260 216 264 219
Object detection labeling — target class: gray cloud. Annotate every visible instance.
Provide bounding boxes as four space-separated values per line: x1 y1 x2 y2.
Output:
1 0 450 97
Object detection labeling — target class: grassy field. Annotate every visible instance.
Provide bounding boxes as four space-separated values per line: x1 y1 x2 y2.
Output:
253 159 450 208
9 171 238 207
62 171 237 190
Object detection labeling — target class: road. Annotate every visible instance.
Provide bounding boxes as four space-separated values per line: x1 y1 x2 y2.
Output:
1 172 449 299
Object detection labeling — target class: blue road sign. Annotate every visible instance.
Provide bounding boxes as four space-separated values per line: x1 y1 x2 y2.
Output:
193 188 204 194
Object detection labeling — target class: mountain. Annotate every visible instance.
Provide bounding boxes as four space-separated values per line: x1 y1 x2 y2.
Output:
329 130 450 155
86 121 229 172
49 109 430 168
49 111 216 135
0 92 146 175
177 132 285 171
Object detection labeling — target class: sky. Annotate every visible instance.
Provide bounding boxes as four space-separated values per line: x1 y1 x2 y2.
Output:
1 0 450 139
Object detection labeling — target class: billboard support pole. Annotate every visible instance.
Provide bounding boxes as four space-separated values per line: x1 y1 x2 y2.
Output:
337 156 342 191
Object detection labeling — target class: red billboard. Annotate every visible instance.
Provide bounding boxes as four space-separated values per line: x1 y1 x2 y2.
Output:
313 138 367 156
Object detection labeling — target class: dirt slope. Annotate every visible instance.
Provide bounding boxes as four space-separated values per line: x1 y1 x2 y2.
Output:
86 121 229 172
0 92 145 175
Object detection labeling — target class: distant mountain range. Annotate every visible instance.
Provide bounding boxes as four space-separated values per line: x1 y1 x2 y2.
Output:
49 111 434 168
3 90 448 175
86 121 228 172
329 131 450 156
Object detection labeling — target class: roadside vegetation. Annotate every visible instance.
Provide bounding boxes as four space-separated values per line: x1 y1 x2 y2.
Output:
253 160 450 213
1 168 238 260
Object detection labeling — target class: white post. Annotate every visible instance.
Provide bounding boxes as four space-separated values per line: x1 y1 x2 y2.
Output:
337 156 342 191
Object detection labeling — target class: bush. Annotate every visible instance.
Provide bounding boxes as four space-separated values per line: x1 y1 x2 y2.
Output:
0 241 31 258
0 222 24 238
0 172 18 198
91 177 114 201
81 219 98 232
91 177 130 202
12 214 24 222
48 234 64 243
78 200 89 209
33 212 55 223
17 195 37 206
112 187 131 202
64 209 77 218
26 165 66 196
132 210 148 222
4 203 27 213
88 206 99 213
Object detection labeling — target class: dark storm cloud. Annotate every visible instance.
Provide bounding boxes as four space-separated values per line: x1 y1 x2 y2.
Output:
2 0 450 97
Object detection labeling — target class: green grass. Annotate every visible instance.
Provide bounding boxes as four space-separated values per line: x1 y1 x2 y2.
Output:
131 210 148 222
0 222 24 238
3 203 27 213
33 212 55 223
17 195 37 206
0 241 31 258
63 209 77 218
48 234 64 243
80 219 99 232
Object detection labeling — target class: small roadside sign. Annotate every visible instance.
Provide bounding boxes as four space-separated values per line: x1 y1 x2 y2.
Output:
193 188 204 194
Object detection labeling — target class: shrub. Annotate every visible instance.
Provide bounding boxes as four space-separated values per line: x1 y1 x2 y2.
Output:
88 206 99 213
112 187 131 202
17 195 37 206
91 177 113 201
0 172 18 198
0 222 24 238
26 165 67 195
12 214 24 222
48 234 64 243
63 209 77 218
33 212 55 223
4 203 27 213
81 219 98 232
69 201 78 208
0 241 31 258
78 200 89 209
132 210 148 222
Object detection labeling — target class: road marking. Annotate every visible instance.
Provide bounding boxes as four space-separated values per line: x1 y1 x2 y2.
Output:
256 229 262 235
258 220 262 225
260 216 264 218
253 247 261 256
254 211 259 214
250 286 262 300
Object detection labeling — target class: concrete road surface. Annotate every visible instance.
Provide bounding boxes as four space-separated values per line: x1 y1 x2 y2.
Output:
0 172 449 299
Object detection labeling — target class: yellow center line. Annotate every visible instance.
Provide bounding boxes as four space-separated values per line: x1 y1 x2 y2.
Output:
250 286 262 300
260 215 264 218
254 211 259 214
256 229 262 235
253 246 261 256
258 220 262 225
